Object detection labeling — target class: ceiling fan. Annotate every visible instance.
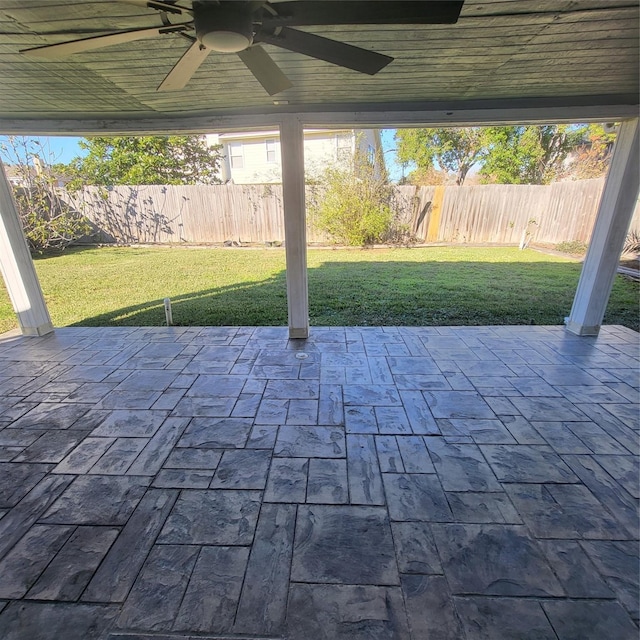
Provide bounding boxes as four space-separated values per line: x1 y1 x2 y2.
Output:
20 1 464 96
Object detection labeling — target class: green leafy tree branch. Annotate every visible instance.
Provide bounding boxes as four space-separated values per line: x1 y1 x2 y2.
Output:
395 124 597 186
1 136 91 253
63 135 223 188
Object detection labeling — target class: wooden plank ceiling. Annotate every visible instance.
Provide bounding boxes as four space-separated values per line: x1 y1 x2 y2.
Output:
0 0 637 125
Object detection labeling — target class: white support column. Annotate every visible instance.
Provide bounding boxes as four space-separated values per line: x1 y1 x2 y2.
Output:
566 118 640 336
0 161 54 336
280 116 309 339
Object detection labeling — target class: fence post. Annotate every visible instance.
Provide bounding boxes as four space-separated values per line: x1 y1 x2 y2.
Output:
0 161 54 336
566 118 639 336
280 117 309 339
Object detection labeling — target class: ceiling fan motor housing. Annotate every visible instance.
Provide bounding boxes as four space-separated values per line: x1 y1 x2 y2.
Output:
19 2 466 96
194 1 255 53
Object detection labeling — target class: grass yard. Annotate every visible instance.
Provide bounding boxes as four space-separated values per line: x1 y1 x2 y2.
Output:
0 246 638 334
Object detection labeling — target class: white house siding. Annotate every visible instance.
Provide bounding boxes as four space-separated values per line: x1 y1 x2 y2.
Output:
207 129 382 184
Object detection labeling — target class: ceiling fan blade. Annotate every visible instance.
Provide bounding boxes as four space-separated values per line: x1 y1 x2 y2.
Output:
157 40 210 91
237 45 293 96
20 25 189 58
258 27 392 75
119 0 191 15
262 1 464 27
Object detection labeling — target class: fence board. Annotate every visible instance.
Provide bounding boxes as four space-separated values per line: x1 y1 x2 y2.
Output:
65 178 639 246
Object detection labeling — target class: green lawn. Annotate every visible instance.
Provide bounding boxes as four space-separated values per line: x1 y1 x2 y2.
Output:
0 246 638 333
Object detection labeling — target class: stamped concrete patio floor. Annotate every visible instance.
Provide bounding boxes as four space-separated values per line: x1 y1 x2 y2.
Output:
0 324 638 640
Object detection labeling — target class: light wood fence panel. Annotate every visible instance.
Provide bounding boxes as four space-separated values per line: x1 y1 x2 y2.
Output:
437 184 548 244
65 179 639 246
536 179 605 244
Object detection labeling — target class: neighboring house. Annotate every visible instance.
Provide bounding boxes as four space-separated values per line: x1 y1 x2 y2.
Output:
3 159 68 188
2 164 34 187
207 129 383 184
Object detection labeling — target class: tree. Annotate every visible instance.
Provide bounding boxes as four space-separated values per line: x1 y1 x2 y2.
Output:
396 128 488 186
395 125 589 186
0 136 91 252
63 135 223 188
399 165 450 186
559 123 616 180
479 125 586 184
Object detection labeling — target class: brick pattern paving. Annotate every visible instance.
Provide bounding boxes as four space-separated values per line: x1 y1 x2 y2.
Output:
0 324 638 640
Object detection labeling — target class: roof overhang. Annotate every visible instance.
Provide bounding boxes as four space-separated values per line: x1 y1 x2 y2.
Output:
0 1 636 134
0 95 637 136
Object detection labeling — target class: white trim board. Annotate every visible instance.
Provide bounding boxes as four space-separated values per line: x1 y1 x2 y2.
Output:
0 96 637 135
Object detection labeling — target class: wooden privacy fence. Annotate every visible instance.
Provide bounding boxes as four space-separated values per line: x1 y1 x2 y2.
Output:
65 178 640 246
405 180 618 245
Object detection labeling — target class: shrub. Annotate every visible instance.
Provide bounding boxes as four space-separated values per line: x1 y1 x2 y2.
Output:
623 230 640 255
310 146 396 246
13 185 93 253
1 136 92 253
555 240 588 255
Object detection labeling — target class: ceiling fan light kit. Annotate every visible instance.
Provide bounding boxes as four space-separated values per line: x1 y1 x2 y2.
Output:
195 3 254 53
20 1 464 96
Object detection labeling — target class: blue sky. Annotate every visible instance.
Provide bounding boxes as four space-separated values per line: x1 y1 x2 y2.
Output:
380 129 406 182
0 135 85 165
1 129 406 181
44 137 84 163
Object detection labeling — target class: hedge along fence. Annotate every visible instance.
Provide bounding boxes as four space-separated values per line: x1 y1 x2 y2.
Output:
64 178 640 246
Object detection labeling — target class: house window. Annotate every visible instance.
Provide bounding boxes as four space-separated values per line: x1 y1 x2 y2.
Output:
266 138 277 163
229 142 244 169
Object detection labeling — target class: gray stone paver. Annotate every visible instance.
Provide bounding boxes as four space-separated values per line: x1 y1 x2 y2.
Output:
157 489 261 544
391 521 442 574
504 482 621 539
402 574 465 639
90 410 167 438
426 438 502 491
274 424 345 458
40 475 150 525
173 545 249 633
26 525 119 601
580 540 640 620
375 435 405 472
264 456 308 502
455 596 557 640
210 448 271 489
82 488 178 603
383 472 453 522
234 503 296 635
432 523 564 596
0 524 74 598
542 600 639 640
0 602 119 640
480 443 580 483
306 458 348 503
0 462 51 507
0 325 637 639
12 430 89 464
537 539 614 598
115 543 200 631
292 504 398 585
287 583 410 639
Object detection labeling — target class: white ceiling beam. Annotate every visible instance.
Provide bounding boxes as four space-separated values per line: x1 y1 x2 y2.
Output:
0 96 637 135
